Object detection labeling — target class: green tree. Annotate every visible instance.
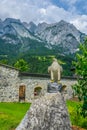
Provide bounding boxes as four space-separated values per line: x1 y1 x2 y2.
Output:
14 59 29 72
73 38 87 117
0 59 8 64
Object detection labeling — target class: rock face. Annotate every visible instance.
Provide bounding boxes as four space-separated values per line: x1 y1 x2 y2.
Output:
23 21 37 33
16 92 71 130
34 20 86 54
0 18 86 59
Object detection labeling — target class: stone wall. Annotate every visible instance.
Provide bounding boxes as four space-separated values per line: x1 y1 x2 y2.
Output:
61 79 77 100
0 64 20 102
19 76 48 102
0 64 77 102
19 76 77 102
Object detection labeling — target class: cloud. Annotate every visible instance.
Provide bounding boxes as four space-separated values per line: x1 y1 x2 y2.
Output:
0 0 71 23
0 0 51 22
35 5 71 24
0 0 87 34
70 15 87 34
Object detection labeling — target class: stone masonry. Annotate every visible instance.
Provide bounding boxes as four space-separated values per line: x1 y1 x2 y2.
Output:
0 64 20 102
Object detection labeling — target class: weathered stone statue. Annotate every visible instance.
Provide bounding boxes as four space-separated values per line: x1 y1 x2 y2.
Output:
48 58 63 82
16 93 71 130
48 58 63 93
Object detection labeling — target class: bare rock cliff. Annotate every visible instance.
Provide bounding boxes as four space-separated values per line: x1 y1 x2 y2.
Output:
16 92 71 130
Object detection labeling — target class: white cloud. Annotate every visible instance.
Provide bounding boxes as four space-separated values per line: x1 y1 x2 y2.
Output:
0 0 87 34
0 0 51 22
0 0 71 23
43 5 71 23
39 8 47 15
70 15 87 34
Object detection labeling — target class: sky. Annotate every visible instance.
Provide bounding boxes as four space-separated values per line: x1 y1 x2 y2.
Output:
0 0 87 34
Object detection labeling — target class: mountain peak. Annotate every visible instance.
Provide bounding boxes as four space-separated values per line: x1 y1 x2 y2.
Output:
4 18 21 25
35 22 49 34
57 20 79 31
34 19 86 54
38 22 48 26
59 20 67 24
29 21 36 26
54 20 70 27
23 21 37 33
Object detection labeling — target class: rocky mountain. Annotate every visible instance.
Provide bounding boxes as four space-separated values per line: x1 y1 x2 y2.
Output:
0 18 86 60
27 20 86 54
0 18 40 39
0 18 49 59
23 21 37 33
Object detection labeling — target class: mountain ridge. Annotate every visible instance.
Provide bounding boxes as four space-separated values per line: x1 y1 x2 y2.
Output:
0 18 86 57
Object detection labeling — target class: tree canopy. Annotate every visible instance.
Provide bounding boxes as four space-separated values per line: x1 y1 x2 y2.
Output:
73 38 87 117
14 59 29 72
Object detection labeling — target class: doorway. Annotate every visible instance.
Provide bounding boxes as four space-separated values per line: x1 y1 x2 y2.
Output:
19 85 25 102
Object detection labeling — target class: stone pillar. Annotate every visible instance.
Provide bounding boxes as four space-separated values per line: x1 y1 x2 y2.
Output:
16 92 71 130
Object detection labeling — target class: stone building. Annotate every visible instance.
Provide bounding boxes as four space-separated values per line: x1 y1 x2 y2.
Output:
0 63 77 102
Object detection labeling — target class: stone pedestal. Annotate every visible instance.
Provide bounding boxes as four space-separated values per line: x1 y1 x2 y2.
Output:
47 82 62 93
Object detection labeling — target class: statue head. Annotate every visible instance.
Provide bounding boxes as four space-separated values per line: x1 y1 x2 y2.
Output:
53 58 57 62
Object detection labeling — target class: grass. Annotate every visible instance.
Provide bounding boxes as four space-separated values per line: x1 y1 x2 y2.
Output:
66 100 87 129
0 102 31 130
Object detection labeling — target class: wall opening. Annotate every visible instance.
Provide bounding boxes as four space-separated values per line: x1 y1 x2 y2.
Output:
19 85 26 102
62 85 67 91
34 87 42 97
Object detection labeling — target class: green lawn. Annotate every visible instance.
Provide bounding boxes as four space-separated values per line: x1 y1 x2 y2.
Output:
0 102 31 130
66 100 87 129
